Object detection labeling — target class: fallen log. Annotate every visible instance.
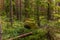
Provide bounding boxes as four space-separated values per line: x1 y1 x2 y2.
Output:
9 32 32 40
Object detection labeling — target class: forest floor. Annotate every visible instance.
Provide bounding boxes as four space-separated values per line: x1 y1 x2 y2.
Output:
1 16 60 40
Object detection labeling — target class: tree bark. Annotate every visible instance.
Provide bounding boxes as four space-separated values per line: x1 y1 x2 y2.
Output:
19 0 22 21
24 0 30 18
0 12 2 40
10 0 13 26
0 0 4 11
15 0 19 20
35 0 40 27
47 0 52 20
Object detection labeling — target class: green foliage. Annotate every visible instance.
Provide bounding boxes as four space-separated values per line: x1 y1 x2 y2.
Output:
1 0 60 40
20 29 47 40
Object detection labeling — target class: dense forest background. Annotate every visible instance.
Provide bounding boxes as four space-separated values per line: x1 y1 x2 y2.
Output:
0 0 60 40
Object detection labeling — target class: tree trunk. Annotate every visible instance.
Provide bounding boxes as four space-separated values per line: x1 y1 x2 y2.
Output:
15 0 19 20
19 0 22 21
0 0 4 11
24 0 29 18
35 0 40 27
0 12 2 40
10 0 13 26
47 0 53 20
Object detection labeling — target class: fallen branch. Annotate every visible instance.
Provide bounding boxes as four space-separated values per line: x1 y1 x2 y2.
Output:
9 32 32 40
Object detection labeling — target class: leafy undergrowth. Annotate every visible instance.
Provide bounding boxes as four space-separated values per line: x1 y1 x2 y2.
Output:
2 20 48 40
2 16 48 40
2 16 60 40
